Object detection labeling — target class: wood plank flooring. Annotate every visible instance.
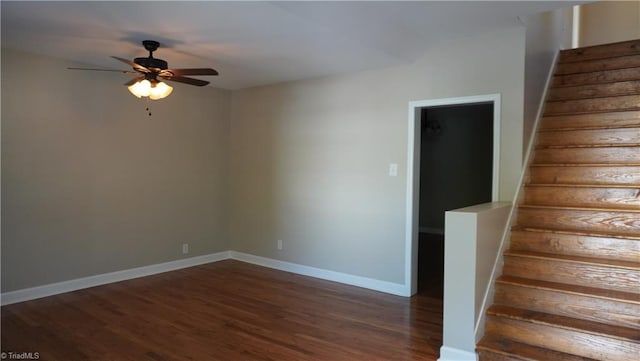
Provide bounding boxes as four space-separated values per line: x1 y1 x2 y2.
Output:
1 260 443 361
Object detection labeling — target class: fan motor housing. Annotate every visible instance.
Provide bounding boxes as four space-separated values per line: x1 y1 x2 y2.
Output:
134 57 168 70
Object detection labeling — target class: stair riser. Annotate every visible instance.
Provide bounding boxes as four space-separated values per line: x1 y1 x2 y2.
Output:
552 68 640 88
523 187 640 210
494 283 640 329
559 40 640 63
556 54 640 75
478 337 604 361
533 146 640 164
517 208 640 236
510 230 640 262
527 166 640 186
503 256 639 293
545 95 640 116
540 111 640 131
548 80 640 101
485 316 639 361
537 128 640 147
477 351 527 361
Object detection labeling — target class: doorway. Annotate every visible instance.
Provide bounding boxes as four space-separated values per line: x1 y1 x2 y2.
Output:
405 94 500 296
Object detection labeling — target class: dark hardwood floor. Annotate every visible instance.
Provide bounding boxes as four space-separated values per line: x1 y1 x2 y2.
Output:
1 260 443 360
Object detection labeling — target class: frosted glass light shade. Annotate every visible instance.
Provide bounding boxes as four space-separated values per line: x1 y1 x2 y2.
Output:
128 79 151 98
149 81 173 100
127 79 173 100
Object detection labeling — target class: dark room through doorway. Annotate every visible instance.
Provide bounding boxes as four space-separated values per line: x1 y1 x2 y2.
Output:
417 102 494 296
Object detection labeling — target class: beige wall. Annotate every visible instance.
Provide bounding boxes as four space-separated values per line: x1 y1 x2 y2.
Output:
4 22 562 292
579 0 640 47
522 8 574 154
228 27 526 284
1 48 231 292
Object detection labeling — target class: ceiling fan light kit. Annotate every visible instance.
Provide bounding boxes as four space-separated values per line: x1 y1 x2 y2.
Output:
68 40 218 101
128 79 173 100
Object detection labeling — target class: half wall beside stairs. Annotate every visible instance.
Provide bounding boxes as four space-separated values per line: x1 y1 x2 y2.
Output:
439 202 511 361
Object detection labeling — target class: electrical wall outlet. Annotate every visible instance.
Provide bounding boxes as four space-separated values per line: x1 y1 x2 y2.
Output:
182 243 189 254
277 239 283 250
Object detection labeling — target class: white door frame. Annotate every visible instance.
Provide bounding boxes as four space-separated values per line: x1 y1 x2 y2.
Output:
404 94 501 296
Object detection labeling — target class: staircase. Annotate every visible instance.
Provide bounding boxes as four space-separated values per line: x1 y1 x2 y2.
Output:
477 39 640 360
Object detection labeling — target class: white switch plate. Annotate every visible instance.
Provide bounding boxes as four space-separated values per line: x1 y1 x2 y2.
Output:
277 239 283 250
182 243 189 254
389 163 398 176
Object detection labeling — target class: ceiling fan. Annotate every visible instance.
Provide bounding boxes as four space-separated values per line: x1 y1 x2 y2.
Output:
68 40 218 100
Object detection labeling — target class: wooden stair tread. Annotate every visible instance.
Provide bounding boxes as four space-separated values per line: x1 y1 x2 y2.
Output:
551 68 640 89
537 132 640 152
527 165 640 187
555 54 640 76
540 110 640 131
551 69 640 83
516 207 640 238
478 335 600 361
504 250 640 270
558 39 640 63
536 143 640 149
537 125 640 133
486 305 640 342
496 275 640 304
522 186 640 210
548 80 640 101
525 183 640 189
539 124 640 132
538 124 640 132
495 275 640 330
511 226 640 241
536 123 640 143
535 126 640 145
510 228 640 263
544 95 640 116
518 203 640 214
531 162 640 167
533 145 640 163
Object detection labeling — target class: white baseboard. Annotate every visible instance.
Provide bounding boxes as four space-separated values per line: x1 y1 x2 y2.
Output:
2 250 411 305
1 251 232 305
438 346 478 361
230 251 409 296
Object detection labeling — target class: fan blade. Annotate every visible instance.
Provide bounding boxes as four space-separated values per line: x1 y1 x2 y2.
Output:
111 56 150 73
159 75 210 87
159 68 218 77
68 67 137 74
124 76 144 86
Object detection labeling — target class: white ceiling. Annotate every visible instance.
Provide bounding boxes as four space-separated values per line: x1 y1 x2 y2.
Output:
2 1 584 90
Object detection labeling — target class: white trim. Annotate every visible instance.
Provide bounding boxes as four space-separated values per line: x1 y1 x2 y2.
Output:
230 251 408 296
406 94 501 296
1 250 409 305
405 104 420 296
572 5 581 49
1 251 232 305
438 346 478 361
